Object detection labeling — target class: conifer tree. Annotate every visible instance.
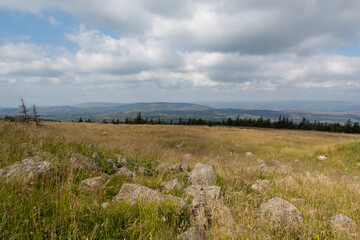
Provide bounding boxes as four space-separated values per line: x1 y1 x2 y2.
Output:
17 97 31 123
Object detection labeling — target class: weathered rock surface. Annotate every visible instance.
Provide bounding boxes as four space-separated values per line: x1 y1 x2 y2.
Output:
101 202 109 210
185 185 234 228
189 200 208 229
178 227 207 240
0 157 55 183
188 163 216 185
156 162 189 174
80 176 105 192
185 185 223 204
251 179 271 192
161 179 181 192
260 197 303 229
115 167 134 178
92 152 100 160
70 154 99 171
113 183 184 206
330 214 358 235
317 155 328 161
176 141 186 149
106 159 117 170
116 155 127 167
246 152 253 157
208 202 234 228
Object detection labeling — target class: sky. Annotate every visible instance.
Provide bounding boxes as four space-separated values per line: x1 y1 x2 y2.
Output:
1 0 360 107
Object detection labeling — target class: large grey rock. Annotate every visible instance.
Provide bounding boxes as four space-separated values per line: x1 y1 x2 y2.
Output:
70 154 99 171
113 183 184 207
188 163 216 185
115 167 134 178
184 185 223 204
330 214 358 235
156 162 189 174
161 179 181 192
260 197 303 229
185 185 234 228
178 227 207 240
0 157 54 183
79 176 105 192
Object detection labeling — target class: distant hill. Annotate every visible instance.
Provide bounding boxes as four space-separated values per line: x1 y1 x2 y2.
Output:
1 101 360 123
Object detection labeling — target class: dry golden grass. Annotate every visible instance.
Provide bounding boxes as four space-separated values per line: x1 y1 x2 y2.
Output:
1 121 360 239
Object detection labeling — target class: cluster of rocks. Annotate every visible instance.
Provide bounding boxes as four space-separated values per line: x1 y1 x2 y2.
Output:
1 151 358 238
112 162 234 239
251 156 358 237
260 197 357 236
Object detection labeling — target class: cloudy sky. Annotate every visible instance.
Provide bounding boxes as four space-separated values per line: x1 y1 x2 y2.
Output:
1 0 360 107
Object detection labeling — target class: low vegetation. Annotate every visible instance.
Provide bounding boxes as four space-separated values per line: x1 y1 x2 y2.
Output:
1 121 360 239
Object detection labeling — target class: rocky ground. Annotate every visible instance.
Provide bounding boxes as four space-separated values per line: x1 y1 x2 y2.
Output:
1 121 360 239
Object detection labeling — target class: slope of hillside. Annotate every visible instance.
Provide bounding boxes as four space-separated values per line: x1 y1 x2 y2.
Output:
1 121 360 239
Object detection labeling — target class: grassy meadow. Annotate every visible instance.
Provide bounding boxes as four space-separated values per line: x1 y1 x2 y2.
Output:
1 121 360 239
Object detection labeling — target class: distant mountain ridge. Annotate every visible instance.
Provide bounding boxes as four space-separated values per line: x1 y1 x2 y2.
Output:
1 101 360 123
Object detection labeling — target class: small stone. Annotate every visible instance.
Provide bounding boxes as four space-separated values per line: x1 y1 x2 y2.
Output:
116 155 127 167
115 167 134 178
183 154 192 160
161 179 181 192
276 176 299 187
188 163 216 186
251 179 271 192
317 155 328 161
70 154 99 171
92 152 101 160
101 202 109 210
246 152 253 157
79 176 104 192
260 197 303 229
106 159 117 169
176 141 186 149
178 227 207 240
330 214 358 235
257 158 265 165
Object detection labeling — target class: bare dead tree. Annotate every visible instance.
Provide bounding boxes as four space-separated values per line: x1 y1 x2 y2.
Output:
32 104 40 127
17 97 31 123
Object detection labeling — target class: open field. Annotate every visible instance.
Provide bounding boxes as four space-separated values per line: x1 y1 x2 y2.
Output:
1 121 360 239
